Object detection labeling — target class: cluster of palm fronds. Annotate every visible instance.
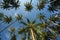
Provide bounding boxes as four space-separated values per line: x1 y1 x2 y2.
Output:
0 0 60 12
0 0 20 9
0 0 60 40
0 12 60 40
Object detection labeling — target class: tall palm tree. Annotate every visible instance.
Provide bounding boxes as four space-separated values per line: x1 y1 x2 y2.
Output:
24 0 33 11
0 14 22 33
8 27 16 40
37 13 59 40
18 17 37 40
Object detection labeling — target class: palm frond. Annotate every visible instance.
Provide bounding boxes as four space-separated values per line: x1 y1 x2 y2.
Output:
20 21 27 25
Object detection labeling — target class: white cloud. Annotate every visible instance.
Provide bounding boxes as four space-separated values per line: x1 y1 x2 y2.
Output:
15 12 18 17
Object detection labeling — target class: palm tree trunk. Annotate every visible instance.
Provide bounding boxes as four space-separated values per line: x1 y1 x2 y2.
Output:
0 21 4 25
30 0 32 4
30 28 35 40
0 20 17 33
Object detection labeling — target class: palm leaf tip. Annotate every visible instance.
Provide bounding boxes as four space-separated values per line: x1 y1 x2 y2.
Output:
16 14 22 20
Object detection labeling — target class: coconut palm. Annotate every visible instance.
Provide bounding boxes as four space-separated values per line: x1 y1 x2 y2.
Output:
9 27 16 40
0 14 22 33
18 14 56 40
36 13 59 40
24 0 33 11
18 17 37 40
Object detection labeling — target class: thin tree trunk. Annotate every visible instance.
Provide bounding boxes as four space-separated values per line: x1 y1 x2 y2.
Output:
30 0 32 4
30 28 35 40
0 20 17 33
0 21 4 25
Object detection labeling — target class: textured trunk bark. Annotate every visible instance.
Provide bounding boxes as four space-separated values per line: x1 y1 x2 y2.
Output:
30 28 35 40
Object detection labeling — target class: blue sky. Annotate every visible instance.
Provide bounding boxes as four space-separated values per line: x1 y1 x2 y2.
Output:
0 0 60 40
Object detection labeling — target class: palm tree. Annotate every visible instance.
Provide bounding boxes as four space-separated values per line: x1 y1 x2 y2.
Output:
18 17 37 40
8 27 16 40
36 13 59 40
24 0 33 11
18 13 57 40
0 14 22 33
